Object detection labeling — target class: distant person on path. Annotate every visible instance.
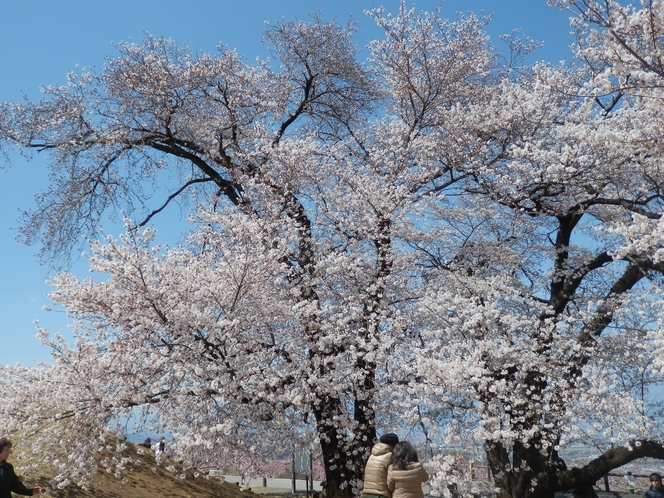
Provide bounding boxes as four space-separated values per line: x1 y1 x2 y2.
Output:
362 432 399 498
386 441 428 498
645 473 664 498
625 471 635 493
142 438 152 450
158 438 165 453
0 438 43 497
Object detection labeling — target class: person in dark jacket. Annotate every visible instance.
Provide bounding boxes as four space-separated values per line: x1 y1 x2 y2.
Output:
0 438 42 497
645 473 664 498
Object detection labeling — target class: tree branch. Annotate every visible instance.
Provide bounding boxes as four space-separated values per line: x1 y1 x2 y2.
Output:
555 440 664 491
133 177 217 229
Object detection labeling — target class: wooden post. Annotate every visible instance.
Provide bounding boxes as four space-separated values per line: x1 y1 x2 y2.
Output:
604 474 610 492
292 451 297 494
310 450 314 490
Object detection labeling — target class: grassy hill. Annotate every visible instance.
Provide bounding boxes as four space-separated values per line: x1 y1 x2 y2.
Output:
14 442 259 498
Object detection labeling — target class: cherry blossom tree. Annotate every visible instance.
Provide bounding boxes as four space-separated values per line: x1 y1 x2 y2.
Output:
3 2 664 498
404 2 664 496
0 6 504 497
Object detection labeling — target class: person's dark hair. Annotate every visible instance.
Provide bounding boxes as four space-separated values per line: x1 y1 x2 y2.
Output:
650 473 662 482
390 441 419 470
0 438 12 453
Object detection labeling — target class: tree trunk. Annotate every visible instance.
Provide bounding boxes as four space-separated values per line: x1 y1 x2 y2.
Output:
491 470 556 498
315 395 375 498
317 429 366 498
486 440 559 498
488 438 664 498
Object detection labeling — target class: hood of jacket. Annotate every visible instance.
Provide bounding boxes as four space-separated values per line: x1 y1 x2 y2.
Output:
371 442 394 456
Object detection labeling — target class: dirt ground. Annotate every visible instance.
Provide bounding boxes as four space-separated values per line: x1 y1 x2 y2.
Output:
15 443 262 498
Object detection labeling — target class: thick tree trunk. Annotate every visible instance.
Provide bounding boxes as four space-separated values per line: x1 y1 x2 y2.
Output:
315 394 375 498
488 439 664 498
486 439 562 498
493 473 556 498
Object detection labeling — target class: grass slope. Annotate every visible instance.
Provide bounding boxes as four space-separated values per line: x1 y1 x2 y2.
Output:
16 442 257 498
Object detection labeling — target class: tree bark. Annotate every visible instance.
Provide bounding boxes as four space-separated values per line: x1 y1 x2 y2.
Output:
488 439 664 497
314 395 375 498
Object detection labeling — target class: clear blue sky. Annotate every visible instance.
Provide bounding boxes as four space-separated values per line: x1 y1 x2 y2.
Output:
0 0 576 366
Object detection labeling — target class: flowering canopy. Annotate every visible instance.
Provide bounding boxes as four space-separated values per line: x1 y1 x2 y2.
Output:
3 2 664 498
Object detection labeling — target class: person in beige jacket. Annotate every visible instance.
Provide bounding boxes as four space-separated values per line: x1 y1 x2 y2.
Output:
386 441 428 498
362 433 400 498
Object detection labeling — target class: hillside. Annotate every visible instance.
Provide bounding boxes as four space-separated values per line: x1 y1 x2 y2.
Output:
15 442 261 498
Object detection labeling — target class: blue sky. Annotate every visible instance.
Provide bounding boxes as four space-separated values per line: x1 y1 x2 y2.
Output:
0 0 577 366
